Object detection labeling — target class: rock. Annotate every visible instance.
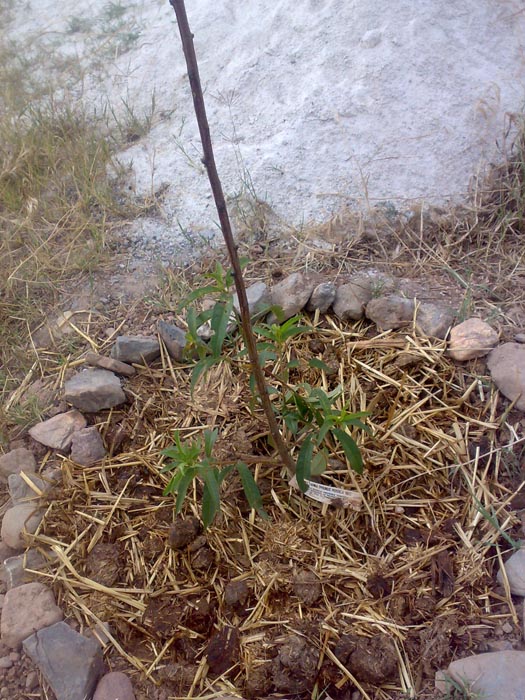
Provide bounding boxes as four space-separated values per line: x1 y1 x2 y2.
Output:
449 318 499 361
365 295 416 330
1 582 63 649
64 369 126 413
233 282 271 317
85 352 136 377
1 504 44 549
70 427 107 466
487 343 525 411
515 333 525 344
415 302 455 339
3 550 52 590
168 517 201 549
23 620 104 700
8 472 46 505
158 321 187 362
93 671 135 700
306 282 336 313
269 272 316 322
224 580 249 614
0 448 37 481
111 336 160 364
333 271 396 322
293 569 322 605
28 410 87 451
333 282 370 321
497 546 525 595
441 650 525 700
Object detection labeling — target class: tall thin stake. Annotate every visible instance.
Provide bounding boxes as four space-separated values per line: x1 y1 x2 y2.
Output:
169 0 296 477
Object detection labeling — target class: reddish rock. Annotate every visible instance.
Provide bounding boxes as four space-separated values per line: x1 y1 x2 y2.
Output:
1 582 63 649
487 342 525 411
93 671 135 700
28 411 87 451
0 448 37 481
1 504 44 549
449 318 498 361
269 272 316 322
85 352 135 377
70 427 106 466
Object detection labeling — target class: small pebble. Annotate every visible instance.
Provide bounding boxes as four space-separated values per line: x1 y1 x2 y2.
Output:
515 333 525 344
0 657 13 669
25 670 39 691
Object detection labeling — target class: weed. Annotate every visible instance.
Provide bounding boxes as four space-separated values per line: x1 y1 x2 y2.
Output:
161 429 267 527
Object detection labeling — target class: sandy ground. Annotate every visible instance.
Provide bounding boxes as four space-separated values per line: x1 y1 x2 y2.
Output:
6 0 525 246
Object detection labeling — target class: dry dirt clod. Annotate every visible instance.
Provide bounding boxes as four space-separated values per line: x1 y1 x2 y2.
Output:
206 626 240 676
191 546 215 571
335 633 397 684
168 517 201 549
271 634 320 694
85 542 122 587
293 569 322 605
224 579 250 614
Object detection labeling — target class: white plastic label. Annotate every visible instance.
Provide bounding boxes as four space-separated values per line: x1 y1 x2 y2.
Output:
290 476 361 510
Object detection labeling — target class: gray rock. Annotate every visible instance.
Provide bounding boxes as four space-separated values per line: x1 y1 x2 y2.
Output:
306 282 336 313
515 333 525 344
85 352 136 377
487 343 525 411
269 272 316 322
158 321 187 362
0 448 37 481
111 336 160 364
4 549 52 590
233 281 271 318
8 472 46 505
497 546 525 595
70 427 107 466
439 650 525 700
1 582 63 649
415 302 455 339
93 671 136 700
332 282 370 321
449 318 499 361
1 504 44 549
29 410 87 451
333 271 396 321
365 295 416 330
23 621 104 700
64 369 126 413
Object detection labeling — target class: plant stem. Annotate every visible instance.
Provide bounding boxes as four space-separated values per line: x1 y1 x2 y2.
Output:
169 0 296 477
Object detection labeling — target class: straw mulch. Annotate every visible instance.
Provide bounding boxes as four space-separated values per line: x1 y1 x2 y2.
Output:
27 305 523 700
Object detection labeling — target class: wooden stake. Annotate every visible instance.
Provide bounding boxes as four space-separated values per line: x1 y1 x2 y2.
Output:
169 0 296 476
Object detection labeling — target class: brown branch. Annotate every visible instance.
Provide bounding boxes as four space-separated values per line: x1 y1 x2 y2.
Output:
169 0 296 477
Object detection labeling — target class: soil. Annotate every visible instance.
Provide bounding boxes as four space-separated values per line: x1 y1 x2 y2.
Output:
3 203 525 700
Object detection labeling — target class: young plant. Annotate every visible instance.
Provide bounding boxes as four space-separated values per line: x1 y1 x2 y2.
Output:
161 428 267 527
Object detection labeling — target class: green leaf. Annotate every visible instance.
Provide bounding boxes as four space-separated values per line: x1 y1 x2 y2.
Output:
310 450 328 476
333 428 364 475
203 428 218 458
210 298 234 357
179 284 221 310
235 462 269 519
174 467 198 512
308 358 333 372
162 469 183 494
202 469 221 528
296 435 314 492
287 359 300 369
